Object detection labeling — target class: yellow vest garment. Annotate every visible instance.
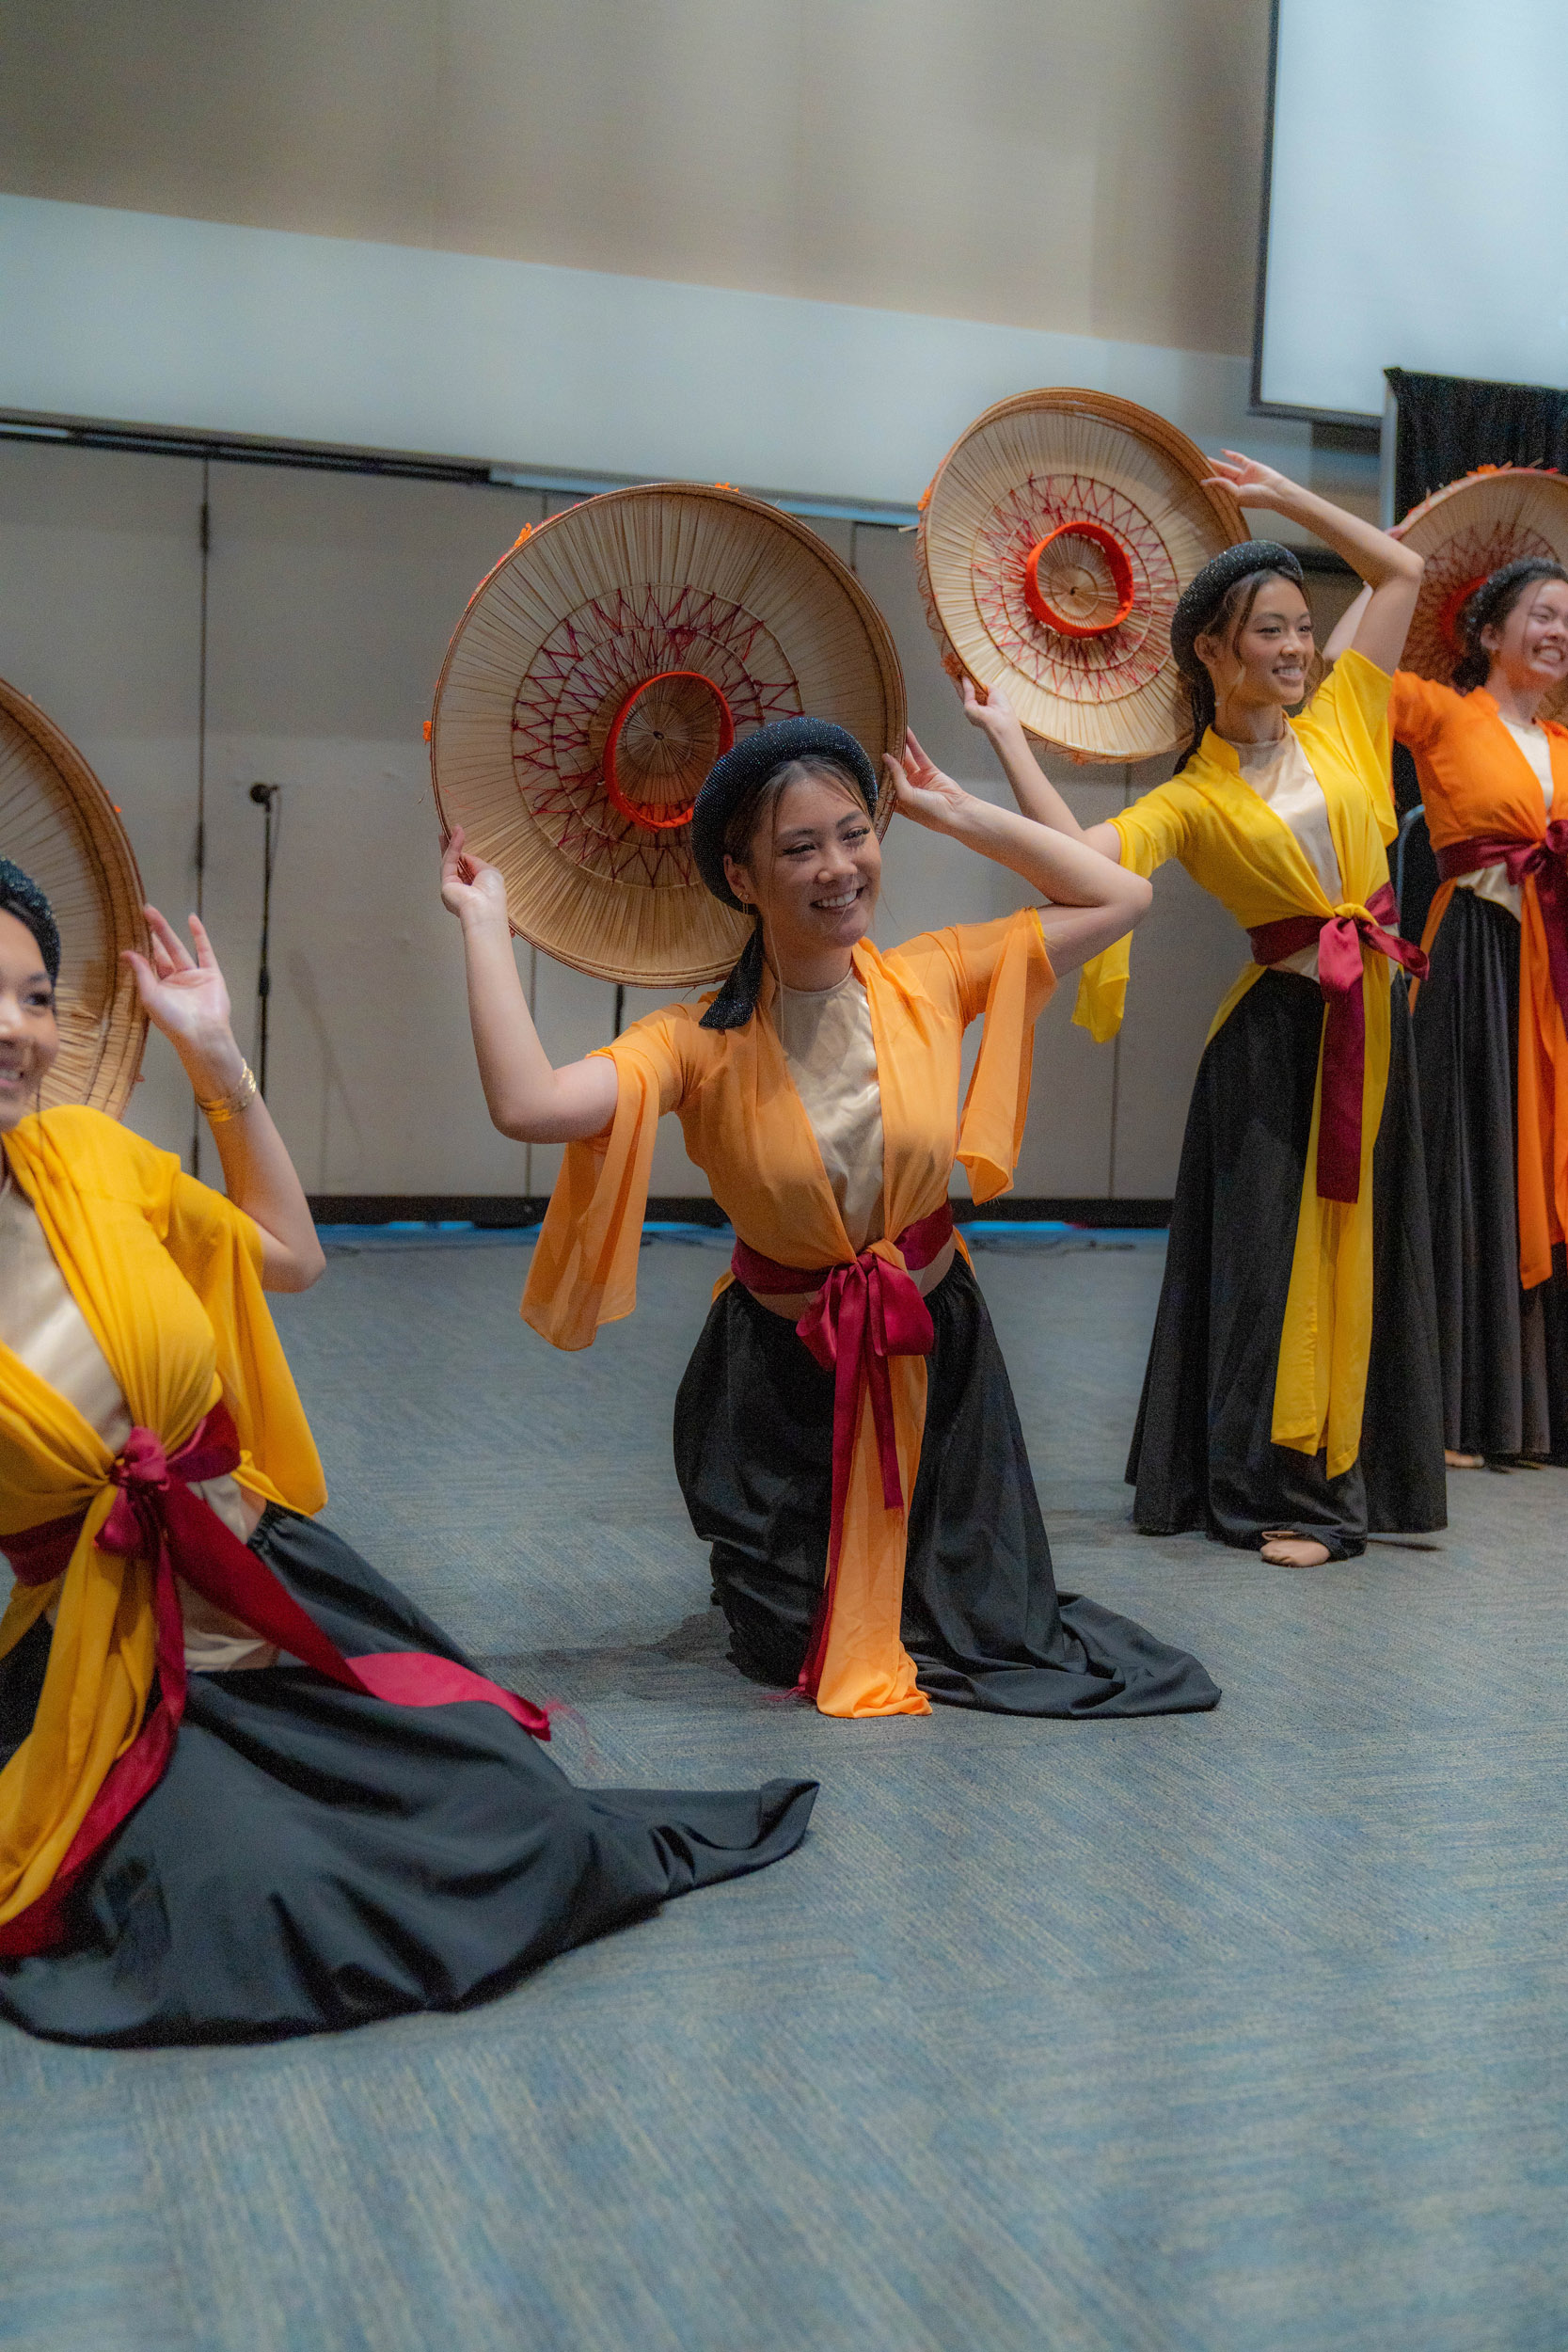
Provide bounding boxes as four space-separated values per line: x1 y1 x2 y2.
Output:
0 1108 324 1928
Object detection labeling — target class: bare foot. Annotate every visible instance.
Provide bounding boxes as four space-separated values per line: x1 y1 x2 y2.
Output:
1445 1450 1485 1470
1259 1534 1333 1567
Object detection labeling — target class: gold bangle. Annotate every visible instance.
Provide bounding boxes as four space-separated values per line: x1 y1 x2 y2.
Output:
196 1061 259 1125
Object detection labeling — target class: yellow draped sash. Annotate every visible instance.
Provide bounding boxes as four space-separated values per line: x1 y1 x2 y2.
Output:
0 1107 324 1929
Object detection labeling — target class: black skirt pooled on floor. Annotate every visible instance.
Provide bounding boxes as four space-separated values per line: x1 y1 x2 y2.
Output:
0 1509 816 2048
1127 969 1447 1558
1413 886 1568 1460
674 1252 1219 1717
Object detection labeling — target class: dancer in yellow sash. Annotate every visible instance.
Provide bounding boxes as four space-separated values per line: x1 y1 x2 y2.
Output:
0 862 815 2044
446 715 1219 1720
960 455 1447 1566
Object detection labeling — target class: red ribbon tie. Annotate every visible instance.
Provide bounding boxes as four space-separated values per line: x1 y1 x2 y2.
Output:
1248 881 1427 1204
731 1204 952 1698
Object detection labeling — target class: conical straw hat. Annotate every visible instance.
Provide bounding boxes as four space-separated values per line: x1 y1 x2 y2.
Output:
0 675 147 1116
1396 467 1568 721
430 485 907 987
917 389 1247 764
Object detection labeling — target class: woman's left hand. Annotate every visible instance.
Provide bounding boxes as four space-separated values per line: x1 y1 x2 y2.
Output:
122 907 242 1081
883 731 972 833
1199 450 1305 516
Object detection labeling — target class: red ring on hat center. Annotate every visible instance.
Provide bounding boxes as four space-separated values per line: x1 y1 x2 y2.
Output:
1022 521 1135 639
602 671 736 832
1436 574 1487 660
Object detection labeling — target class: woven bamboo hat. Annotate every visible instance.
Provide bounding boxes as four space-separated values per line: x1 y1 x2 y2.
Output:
430 485 906 987
1396 467 1568 718
916 389 1247 763
0 675 147 1116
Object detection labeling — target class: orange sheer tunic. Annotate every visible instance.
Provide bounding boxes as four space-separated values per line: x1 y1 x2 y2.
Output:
523 909 1054 1721
1392 674 1568 1287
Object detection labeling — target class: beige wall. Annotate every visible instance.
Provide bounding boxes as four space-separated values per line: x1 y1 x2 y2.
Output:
0 0 1269 359
0 434 1325 1209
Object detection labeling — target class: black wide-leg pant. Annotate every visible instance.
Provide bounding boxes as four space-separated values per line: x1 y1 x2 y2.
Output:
0 1509 816 2047
1413 887 1568 1460
1127 969 1447 1558
676 1253 1219 1717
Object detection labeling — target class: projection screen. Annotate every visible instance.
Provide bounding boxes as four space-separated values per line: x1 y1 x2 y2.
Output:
1254 0 1568 423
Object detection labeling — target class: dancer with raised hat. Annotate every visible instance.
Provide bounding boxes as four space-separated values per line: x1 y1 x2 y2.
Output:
0 857 816 2045
444 714 1219 1721
965 455 1447 1566
1327 533 1568 1467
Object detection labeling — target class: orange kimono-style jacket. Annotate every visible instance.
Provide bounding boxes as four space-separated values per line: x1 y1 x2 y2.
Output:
1391 673 1568 1288
523 907 1054 1722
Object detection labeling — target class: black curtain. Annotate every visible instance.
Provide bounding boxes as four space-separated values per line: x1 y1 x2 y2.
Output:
1388 368 1568 525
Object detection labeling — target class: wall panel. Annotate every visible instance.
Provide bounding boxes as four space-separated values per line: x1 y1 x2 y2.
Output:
201 462 540 1192
0 438 203 1156
0 442 1333 1212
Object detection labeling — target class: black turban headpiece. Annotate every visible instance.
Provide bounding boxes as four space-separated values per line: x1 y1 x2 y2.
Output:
0 858 61 985
1168 540 1305 681
691 718 879 1030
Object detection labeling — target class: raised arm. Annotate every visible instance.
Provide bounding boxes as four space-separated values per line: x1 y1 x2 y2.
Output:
956 679 1126 861
1323 583 1372 664
441 828 618 1143
1202 453 1422 676
123 908 326 1293
884 733 1151 975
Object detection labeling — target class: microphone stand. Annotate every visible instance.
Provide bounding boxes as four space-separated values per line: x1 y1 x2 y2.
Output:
248 783 280 1097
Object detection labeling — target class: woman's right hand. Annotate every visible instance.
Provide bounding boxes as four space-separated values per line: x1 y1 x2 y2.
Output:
959 675 1028 750
440 826 510 927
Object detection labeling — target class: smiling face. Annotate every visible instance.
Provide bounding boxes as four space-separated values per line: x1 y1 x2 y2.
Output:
1196 573 1315 720
1482 577 1568 697
0 906 58 1136
721 767 880 976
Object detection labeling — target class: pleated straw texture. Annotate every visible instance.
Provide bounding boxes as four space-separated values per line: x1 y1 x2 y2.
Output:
1397 467 1568 721
0 676 148 1116
917 389 1245 764
431 485 906 987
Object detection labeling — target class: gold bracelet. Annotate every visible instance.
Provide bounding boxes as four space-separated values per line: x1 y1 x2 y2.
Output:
196 1061 260 1125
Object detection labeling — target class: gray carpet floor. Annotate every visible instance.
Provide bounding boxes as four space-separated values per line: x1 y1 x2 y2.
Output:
4 1232 1567 2352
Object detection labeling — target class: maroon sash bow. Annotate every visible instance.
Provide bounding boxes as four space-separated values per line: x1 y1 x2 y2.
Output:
1436 821 1568 1026
731 1203 953 1696
1248 882 1427 1203
0 1401 549 1957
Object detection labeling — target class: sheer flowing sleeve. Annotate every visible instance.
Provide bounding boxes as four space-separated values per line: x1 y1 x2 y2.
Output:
892 908 1056 1203
1387 667 1455 756
1072 782 1199 1042
521 1009 695 1351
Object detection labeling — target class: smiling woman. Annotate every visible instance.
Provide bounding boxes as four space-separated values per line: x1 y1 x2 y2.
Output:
0 862 817 2047
1327 552 1568 1466
446 711 1218 1724
990 455 1449 1570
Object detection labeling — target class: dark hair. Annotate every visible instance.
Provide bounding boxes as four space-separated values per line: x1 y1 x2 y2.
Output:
1172 568 1315 772
701 757 870 1032
1452 559 1568 693
0 858 61 984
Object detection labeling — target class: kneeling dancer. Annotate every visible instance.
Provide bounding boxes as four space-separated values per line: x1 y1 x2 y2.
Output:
447 716 1220 1720
0 865 815 2045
